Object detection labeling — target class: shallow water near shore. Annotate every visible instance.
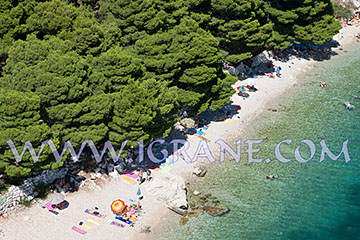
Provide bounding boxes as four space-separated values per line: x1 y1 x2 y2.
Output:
158 43 360 239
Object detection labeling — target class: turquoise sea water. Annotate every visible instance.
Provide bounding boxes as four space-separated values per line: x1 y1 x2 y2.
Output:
159 43 360 239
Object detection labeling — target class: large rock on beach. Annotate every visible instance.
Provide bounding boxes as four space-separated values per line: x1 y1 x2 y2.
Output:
144 173 188 215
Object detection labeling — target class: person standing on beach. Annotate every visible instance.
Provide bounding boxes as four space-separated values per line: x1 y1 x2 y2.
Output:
146 169 152 181
276 66 282 77
139 169 144 184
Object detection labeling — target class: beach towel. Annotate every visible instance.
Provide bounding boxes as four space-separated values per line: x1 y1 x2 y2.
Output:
124 172 139 179
87 218 101 226
120 175 137 184
44 202 54 211
56 200 69 210
82 224 92 230
115 216 133 224
48 210 59 215
226 119 235 124
72 226 86 235
85 209 106 218
110 221 125 228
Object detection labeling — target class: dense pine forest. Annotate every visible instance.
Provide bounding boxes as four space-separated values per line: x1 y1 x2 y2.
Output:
0 0 341 179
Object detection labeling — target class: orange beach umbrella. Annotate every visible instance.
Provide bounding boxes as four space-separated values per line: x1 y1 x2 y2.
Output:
111 199 126 213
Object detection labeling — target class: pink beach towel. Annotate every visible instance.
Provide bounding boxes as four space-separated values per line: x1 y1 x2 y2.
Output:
72 226 86 235
44 202 54 211
124 172 139 179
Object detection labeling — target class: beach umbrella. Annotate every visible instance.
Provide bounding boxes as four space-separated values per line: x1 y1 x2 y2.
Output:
237 85 249 92
180 118 195 128
111 199 126 213
137 188 141 196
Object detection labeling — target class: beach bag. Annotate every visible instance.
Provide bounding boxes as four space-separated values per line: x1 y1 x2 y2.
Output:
56 200 69 210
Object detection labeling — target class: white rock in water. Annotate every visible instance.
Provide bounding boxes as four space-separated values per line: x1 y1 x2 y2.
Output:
193 190 201 196
193 167 202 175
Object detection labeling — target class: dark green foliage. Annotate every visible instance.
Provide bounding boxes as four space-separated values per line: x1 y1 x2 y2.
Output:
99 0 187 46
0 0 341 179
0 88 62 178
264 0 341 48
333 4 352 19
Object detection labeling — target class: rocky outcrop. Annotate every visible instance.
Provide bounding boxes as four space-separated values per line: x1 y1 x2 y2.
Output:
0 168 68 216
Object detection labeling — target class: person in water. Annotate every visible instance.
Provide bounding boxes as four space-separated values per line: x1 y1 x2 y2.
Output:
320 81 327 87
266 174 279 180
345 102 354 110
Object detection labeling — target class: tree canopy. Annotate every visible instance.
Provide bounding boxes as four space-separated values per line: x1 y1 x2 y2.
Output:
0 0 341 179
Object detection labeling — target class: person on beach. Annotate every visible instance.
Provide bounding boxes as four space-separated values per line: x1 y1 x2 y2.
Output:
276 66 282 77
138 169 144 184
146 169 152 181
320 81 327 87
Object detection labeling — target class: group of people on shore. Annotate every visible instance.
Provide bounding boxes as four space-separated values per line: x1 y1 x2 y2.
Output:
118 200 142 223
138 169 152 185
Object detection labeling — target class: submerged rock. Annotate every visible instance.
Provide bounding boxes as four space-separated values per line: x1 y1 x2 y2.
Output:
212 183 222 187
179 217 189 226
204 194 212 198
204 206 230 217
199 197 208 203
186 211 199 217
